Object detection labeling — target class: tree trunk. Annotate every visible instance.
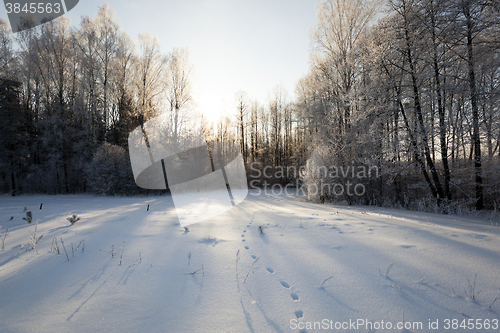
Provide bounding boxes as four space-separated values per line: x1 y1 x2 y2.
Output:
404 20 445 203
464 3 483 210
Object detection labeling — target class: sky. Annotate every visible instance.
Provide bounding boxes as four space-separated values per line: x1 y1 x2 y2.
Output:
1 0 321 122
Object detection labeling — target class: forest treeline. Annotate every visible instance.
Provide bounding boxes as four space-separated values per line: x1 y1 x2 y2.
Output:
293 0 500 212
1 0 499 213
0 4 193 196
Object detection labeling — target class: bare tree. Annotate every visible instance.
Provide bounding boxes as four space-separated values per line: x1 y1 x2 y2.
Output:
166 47 192 145
0 20 15 78
136 33 168 122
94 4 119 139
250 100 259 162
235 91 248 162
313 0 379 129
452 0 496 210
111 32 136 145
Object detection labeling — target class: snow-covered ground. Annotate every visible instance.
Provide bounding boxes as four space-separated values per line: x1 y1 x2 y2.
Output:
0 192 499 333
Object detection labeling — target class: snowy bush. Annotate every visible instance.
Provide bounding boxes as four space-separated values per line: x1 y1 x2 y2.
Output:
85 143 134 195
300 147 328 203
67 214 80 225
1 227 8 251
23 211 33 223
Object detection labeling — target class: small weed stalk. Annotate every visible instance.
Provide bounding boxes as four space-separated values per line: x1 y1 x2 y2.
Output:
60 238 69 261
258 226 264 234
188 252 191 265
320 275 334 288
27 221 44 254
52 237 60 254
50 235 55 252
190 265 204 275
1 228 9 251
100 243 122 259
15 244 23 256
128 252 143 268
75 240 85 254
71 243 74 257
108 245 116 258
236 250 240 280
489 291 500 309
464 274 481 300
119 241 125 265
244 257 260 283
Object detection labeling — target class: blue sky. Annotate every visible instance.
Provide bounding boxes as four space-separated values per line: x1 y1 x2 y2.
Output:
1 0 320 120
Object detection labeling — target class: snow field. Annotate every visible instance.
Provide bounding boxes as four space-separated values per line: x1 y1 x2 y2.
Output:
0 192 499 332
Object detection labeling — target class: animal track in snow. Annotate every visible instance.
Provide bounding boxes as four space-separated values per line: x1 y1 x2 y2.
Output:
266 267 274 274
291 293 299 301
280 281 290 289
244 246 249 250
295 310 303 318
251 255 257 259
